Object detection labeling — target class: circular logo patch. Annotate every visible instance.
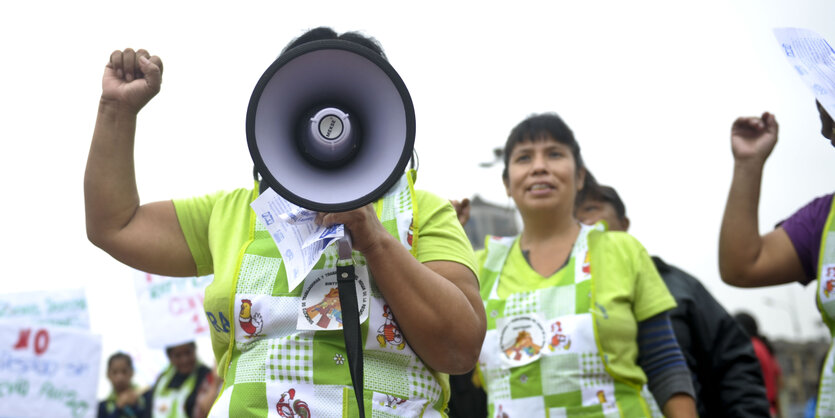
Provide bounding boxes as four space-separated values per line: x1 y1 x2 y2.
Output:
297 268 369 331
496 314 547 367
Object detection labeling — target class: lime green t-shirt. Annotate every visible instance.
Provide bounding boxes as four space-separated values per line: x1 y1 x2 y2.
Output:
174 185 477 372
476 229 675 386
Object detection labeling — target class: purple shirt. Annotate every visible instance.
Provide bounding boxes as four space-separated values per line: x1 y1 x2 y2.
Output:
779 193 834 285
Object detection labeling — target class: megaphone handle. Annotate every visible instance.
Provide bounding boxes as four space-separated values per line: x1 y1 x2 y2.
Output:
336 231 365 417
337 230 353 259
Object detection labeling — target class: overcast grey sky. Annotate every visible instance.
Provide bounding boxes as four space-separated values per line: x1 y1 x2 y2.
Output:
2 0 834 393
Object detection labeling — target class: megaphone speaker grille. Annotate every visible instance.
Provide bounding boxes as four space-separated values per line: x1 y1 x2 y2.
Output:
247 40 416 212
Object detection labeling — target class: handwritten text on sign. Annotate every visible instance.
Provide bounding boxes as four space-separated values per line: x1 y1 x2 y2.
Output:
0 321 101 418
134 272 213 348
0 289 89 329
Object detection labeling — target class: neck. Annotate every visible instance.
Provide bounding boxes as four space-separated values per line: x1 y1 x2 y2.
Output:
520 221 580 249
114 385 131 395
518 209 581 277
519 206 578 244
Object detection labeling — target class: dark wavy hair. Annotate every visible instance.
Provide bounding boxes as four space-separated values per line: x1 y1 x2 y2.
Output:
580 182 627 223
501 113 584 181
107 352 134 371
281 26 386 59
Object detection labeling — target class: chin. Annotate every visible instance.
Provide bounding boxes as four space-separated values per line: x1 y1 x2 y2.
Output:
522 200 562 212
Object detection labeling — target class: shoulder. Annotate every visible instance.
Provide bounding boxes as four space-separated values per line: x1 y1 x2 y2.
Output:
181 186 254 202
780 193 833 230
587 231 653 284
194 364 212 387
654 256 712 300
589 229 646 258
209 187 258 206
414 189 449 210
796 193 833 216
413 189 459 227
653 257 698 286
174 187 255 214
779 192 833 279
410 189 477 271
197 364 212 376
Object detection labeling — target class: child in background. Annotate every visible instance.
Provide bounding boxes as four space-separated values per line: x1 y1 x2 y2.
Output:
98 352 148 418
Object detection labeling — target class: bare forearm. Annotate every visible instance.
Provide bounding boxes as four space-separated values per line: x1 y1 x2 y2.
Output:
363 235 485 373
83 100 195 276
84 100 141 246
719 161 765 285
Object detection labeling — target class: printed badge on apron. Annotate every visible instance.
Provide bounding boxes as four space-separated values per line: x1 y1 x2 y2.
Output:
297 267 370 331
496 313 548 368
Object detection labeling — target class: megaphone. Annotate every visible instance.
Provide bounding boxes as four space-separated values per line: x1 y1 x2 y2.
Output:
246 39 416 417
246 39 416 212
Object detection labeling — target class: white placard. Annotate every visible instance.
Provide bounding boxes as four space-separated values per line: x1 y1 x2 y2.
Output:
0 321 101 418
134 272 213 348
0 289 89 329
773 27 835 118
250 187 344 291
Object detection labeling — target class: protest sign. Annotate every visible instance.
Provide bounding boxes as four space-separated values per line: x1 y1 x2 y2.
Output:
0 322 101 418
0 289 89 329
134 272 213 348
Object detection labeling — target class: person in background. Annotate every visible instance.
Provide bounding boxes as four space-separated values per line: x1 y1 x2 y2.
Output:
147 342 211 418
718 101 834 416
191 364 223 418
467 112 696 416
98 352 148 418
575 182 771 417
734 312 783 417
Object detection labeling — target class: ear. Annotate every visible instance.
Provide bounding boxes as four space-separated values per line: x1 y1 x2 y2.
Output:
576 167 586 192
622 216 631 232
503 175 511 197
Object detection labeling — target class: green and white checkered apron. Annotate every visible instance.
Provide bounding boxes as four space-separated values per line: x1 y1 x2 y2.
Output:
477 224 660 417
208 171 447 417
152 365 202 418
815 194 835 418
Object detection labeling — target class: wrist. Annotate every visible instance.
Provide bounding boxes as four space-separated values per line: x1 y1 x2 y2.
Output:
732 157 766 173
98 97 141 119
361 232 399 261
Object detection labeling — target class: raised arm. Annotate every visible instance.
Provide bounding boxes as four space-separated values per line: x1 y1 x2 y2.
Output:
718 112 804 287
317 203 486 374
85 48 196 277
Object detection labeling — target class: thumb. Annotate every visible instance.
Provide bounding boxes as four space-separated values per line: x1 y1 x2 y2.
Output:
765 113 779 133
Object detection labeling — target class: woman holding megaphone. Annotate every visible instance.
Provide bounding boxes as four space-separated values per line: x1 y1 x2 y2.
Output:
85 27 486 418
